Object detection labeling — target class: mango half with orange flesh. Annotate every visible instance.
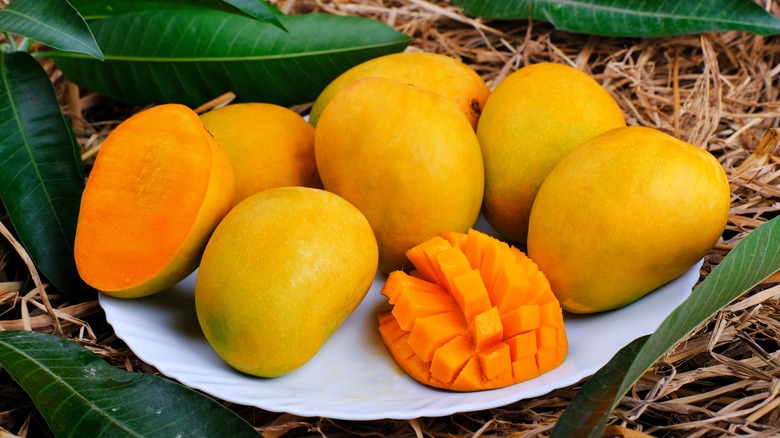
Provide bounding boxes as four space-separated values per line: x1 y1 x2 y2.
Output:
378 229 568 391
74 104 235 298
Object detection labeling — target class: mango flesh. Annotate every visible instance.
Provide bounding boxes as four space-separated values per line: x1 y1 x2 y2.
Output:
527 126 730 314
200 103 320 205
315 77 484 273
195 187 378 377
75 104 235 298
477 62 626 244
309 51 490 129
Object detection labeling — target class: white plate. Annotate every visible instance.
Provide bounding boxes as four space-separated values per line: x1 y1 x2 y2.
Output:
99 221 702 420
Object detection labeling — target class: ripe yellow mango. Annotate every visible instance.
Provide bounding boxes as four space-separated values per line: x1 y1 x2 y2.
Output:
315 77 484 273
478 62 626 244
309 51 490 129
527 126 730 314
200 103 320 205
195 187 378 377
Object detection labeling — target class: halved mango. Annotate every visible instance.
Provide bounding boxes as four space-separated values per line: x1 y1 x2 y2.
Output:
74 104 235 298
378 229 568 391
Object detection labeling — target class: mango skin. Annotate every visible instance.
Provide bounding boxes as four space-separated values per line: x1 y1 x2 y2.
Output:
195 187 378 377
478 62 626 244
527 126 730 314
309 51 490 129
200 103 320 205
315 77 484 273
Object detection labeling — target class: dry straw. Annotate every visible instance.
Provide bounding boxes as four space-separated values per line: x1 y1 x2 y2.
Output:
1 0 780 436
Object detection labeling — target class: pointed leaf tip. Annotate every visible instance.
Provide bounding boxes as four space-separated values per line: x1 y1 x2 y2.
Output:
222 0 288 31
0 0 103 59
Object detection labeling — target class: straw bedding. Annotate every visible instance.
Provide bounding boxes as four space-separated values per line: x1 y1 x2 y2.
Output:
1 0 779 436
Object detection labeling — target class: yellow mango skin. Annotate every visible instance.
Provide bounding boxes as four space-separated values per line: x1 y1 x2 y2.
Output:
527 126 730 314
195 187 378 377
200 103 320 205
309 51 490 129
478 62 626 244
315 77 485 273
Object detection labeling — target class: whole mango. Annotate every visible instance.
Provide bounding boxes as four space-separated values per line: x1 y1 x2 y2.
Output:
527 126 730 314
315 77 484 273
478 62 626 244
200 103 320 205
195 187 378 377
309 51 490 129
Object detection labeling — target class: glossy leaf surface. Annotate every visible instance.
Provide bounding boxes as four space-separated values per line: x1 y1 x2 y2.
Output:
48 10 411 107
0 330 259 437
69 0 285 30
0 0 103 59
0 51 95 300
453 0 780 37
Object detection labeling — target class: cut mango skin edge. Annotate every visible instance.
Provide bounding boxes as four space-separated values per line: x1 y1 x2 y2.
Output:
378 228 568 392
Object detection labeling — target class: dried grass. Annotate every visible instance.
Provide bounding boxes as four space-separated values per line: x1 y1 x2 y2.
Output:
2 0 780 436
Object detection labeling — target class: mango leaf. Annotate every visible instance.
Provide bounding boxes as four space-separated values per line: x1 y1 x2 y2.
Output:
45 10 411 108
69 0 286 31
218 0 285 30
552 215 780 437
452 0 780 37
0 51 95 301
69 0 273 20
0 0 103 60
0 330 259 437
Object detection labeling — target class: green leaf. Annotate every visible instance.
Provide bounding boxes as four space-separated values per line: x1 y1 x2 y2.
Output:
46 10 411 108
69 0 286 31
553 215 780 437
0 0 103 59
452 0 780 37
220 0 286 31
0 330 259 437
552 336 650 436
0 51 95 301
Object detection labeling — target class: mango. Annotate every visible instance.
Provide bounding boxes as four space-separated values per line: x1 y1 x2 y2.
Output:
315 77 484 273
477 62 626 244
378 228 568 391
200 103 320 205
308 51 490 129
527 126 730 314
195 187 378 377
75 104 235 298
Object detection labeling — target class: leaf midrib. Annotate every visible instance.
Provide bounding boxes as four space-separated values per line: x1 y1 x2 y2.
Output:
504 0 774 27
0 336 143 438
0 54 72 254
45 39 409 62
1 8 94 53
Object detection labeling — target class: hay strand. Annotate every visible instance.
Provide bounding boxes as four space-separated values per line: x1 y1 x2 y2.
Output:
0 218 60 335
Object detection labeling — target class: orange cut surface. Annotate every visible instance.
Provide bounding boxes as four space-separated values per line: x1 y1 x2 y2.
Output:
378 228 568 391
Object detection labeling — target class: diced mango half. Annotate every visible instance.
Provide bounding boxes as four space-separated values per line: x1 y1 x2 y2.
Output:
378 228 568 391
